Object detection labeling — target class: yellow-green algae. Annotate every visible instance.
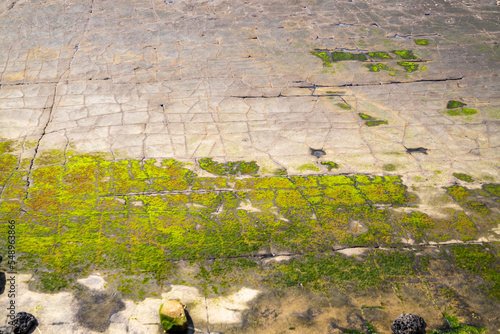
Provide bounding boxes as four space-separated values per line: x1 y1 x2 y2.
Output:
0 143 499 300
358 113 388 127
397 61 419 72
428 313 486 333
365 63 397 72
414 39 429 46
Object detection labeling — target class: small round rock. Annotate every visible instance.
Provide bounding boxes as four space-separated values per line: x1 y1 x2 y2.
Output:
159 300 187 333
391 314 427 334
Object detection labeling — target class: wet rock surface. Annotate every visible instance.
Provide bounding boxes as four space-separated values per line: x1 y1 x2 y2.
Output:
75 290 125 332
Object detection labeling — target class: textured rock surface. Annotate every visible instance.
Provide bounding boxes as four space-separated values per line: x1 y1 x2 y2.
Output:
392 314 427 334
11 312 38 334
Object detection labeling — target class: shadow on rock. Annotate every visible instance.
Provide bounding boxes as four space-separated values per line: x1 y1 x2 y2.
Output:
75 290 125 332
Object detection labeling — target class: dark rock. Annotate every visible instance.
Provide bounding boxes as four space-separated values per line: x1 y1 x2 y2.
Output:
0 272 5 295
392 314 426 334
11 312 38 334
406 147 428 155
310 148 326 158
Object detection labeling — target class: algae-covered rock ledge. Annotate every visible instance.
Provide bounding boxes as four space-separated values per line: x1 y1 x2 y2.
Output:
1 142 499 333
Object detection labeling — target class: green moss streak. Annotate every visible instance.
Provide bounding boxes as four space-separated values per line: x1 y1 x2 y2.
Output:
366 120 388 126
336 103 352 110
358 113 375 120
357 113 388 126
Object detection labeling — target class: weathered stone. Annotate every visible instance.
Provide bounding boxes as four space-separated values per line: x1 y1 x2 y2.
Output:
11 312 38 334
159 300 188 333
391 314 427 334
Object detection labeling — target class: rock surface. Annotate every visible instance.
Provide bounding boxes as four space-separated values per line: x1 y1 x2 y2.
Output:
391 314 427 334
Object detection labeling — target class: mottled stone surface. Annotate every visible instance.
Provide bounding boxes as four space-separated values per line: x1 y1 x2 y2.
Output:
0 0 498 180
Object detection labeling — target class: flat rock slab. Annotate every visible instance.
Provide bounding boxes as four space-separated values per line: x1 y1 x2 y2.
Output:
0 0 499 333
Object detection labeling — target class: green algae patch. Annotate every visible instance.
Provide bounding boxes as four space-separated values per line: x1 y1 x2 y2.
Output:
273 168 287 176
358 113 388 127
383 164 396 171
297 163 320 172
393 50 417 59
366 52 391 59
453 173 474 183
462 108 477 115
331 52 367 62
445 185 493 216
445 109 461 116
444 108 477 116
32 271 71 292
2 145 500 299
358 113 374 121
448 244 500 301
447 100 466 109
428 313 486 334
269 249 421 291
336 102 352 110
483 184 500 197
35 149 65 166
366 120 388 126
414 39 429 46
198 158 259 176
444 101 477 116
311 50 333 67
397 61 419 72
365 63 396 72
321 161 340 171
